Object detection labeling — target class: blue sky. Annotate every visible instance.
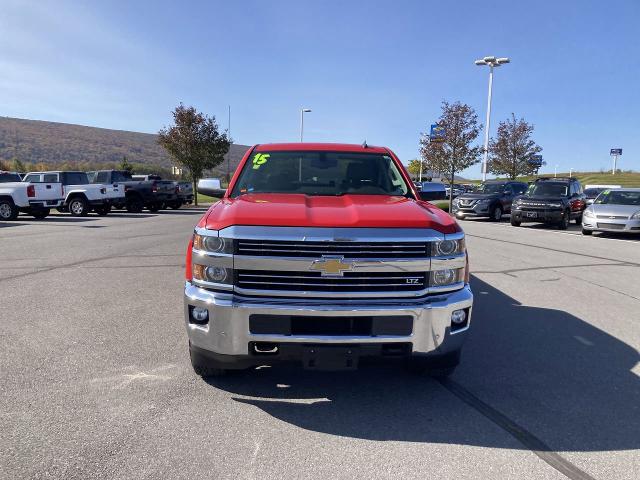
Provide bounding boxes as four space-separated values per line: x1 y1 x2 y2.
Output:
1 0 638 178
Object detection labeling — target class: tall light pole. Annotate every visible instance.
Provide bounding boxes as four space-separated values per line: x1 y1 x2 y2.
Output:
300 108 311 142
475 56 510 182
226 105 231 184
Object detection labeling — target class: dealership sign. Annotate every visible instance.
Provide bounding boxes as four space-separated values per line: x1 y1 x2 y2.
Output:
430 124 446 143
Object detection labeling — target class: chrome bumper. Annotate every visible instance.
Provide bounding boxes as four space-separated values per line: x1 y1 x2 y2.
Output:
582 217 640 233
184 282 473 357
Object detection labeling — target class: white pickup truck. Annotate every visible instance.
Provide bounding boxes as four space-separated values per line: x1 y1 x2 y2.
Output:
23 171 124 216
0 176 64 220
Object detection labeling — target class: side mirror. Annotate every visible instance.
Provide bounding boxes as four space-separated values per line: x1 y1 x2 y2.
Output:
197 178 226 198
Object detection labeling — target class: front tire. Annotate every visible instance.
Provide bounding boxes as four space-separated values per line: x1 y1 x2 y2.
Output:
147 203 160 212
68 197 89 217
558 210 570 230
126 197 144 213
582 228 593 235
490 205 503 222
510 218 521 227
0 199 19 221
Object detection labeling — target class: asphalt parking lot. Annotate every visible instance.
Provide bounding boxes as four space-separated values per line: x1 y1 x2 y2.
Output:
1 210 639 480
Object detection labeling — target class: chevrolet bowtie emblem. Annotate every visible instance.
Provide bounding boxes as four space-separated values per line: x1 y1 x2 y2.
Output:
309 256 353 276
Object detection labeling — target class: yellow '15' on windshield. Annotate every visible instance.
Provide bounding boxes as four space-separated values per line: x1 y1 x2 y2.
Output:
252 153 270 169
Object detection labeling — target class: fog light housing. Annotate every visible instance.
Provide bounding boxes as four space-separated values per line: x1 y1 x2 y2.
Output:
451 309 467 324
451 308 469 333
190 306 209 324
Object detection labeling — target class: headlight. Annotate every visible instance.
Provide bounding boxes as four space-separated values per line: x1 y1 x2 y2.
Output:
193 233 233 254
632 211 640 219
430 268 465 287
192 265 233 284
432 238 465 256
583 208 595 218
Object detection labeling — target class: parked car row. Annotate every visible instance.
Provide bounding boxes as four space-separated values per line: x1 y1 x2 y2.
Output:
0 169 195 220
450 176 640 236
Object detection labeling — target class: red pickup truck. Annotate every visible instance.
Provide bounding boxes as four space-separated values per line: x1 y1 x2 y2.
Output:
184 143 472 376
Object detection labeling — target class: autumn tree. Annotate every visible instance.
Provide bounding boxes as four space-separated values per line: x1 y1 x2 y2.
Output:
419 101 482 212
158 104 231 205
489 114 543 179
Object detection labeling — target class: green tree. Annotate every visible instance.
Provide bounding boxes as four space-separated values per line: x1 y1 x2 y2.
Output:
119 155 135 174
489 114 543 179
158 104 231 205
11 157 27 172
406 159 421 178
419 101 482 212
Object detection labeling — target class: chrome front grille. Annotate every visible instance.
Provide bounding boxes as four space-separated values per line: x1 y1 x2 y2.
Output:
596 223 625 229
596 215 628 220
236 270 427 293
236 240 429 258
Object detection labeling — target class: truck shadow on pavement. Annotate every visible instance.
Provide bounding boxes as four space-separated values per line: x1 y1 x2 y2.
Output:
209 275 640 452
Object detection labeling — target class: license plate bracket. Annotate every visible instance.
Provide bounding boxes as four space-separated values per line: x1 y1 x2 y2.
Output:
526 211 537 218
302 346 359 371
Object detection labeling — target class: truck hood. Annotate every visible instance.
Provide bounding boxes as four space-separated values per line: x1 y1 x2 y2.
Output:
589 204 639 217
202 193 459 233
518 195 566 204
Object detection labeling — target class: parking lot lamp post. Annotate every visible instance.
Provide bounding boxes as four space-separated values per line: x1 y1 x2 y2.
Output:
570 168 574 178
300 108 311 142
475 56 510 182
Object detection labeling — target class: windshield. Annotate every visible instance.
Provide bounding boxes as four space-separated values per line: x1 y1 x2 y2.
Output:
113 171 133 182
231 151 409 197
584 188 602 197
475 183 505 194
527 182 568 197
595 190 640 206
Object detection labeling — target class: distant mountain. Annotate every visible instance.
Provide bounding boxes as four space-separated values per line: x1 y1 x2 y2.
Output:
0 116 249 177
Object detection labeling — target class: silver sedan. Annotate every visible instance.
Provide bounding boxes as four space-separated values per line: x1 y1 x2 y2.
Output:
582 188 640 235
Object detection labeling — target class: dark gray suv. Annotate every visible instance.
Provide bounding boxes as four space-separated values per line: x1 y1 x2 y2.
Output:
451 181 528 221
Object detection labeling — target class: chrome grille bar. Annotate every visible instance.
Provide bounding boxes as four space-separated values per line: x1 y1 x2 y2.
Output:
237 240 429 258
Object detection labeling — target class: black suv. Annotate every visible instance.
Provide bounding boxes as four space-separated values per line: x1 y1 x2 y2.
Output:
452 180 528 221
510 177 587 229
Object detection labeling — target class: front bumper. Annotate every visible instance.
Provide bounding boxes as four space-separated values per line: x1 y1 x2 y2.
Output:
511 208 564 223
582 216 640 233
184 282 473 365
